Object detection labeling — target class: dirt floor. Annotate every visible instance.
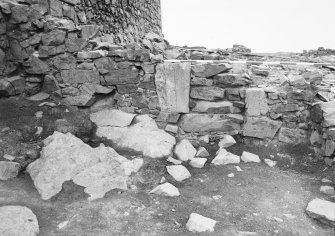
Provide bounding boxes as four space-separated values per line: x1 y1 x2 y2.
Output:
1 96 335 236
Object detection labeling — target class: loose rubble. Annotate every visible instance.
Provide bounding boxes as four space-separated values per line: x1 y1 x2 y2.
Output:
241 151 261 163
306 198 335 227
166 165 191 182
186 213 217 233
149 183 180 197
212 148 240 165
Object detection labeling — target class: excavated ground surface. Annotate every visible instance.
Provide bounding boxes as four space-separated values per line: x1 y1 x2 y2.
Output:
1 97 335 236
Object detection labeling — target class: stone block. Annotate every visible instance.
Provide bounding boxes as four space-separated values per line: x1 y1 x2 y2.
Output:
243 117 282 139
245 88 269 116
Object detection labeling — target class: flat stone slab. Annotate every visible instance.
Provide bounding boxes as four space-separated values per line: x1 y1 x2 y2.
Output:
0 161 20 180
155 63 191 113
0 205 39 236
243 117 282 139
192 101 234 114
212 148 240 165
90 109 136 127
174 139 197 161
245 88 269 117
149 183 180 197
191 63 232 77
278 128 308 144
166 165 191 182
186 213 217 233
306 198 335 227
190 86 225 101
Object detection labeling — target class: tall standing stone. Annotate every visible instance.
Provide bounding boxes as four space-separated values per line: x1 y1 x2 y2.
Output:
245 88 269 116
155 63 191 113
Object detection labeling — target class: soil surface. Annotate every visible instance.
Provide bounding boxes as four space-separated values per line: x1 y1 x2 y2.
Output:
1 96 335 236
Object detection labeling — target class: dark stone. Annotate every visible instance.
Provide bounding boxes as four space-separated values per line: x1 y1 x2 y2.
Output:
65 38 88 53
214 74 252 87
23 57 49 74
192 63 232 77
39 45 66 58
42 30 66 46
103 68 139 85
61 70 100 85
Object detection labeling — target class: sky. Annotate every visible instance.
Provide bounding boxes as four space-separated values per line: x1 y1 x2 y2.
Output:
161 0 335 53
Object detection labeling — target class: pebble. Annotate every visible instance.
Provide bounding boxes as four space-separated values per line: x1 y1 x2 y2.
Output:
212 195 222 200
264 159 277 167
320 186 335 195
241 151 261 163
186 213 216 233
189 158 207 168
149 183 180 197
35 127 43 136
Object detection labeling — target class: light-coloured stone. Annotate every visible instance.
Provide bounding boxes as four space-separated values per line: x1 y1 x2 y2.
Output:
241 151 261 163
96 115 176 159
165 124 178 134
212 148 240 165
228 173 235 178
166 165 191 182
174 139 197 162
90 109 136 127
27 92 50 101
0 206 39 236
245 88 268 116
0 161 20 180
264 159 277 167
199 135 210 143
155 63 191 113
149 183 180 197
189 158 207 168
186 213 217 233
192 101 234 113
306 198 335 227
218 135 236 148
179 114 241 133
167 156 182 165
321 178 332 183
320 186 335 195
27 132 140 200
196 147 210 157
243 117 282 139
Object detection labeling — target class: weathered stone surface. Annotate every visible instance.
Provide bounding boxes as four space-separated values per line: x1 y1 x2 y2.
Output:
6 76 25 95
241 151 261 163
0 161 20 180
191 77 213 86
23 57 49 74
166 165 191 182
321 100 335 127
61 69 100 85
96 115 176 159
306 198 335 227
80 25 100 39
320 186 335 195
190 86 225 101
179 114 240 133
65 38 88 52
0 206 39 236
42 30 66 46
149 183 180 197
218 135 236 148
77 50 107 60
245 88 268 116
189 158 207 168
251 65 270 76
192 101 234 113
278 128 308 144
243 117 282 139
155 63 191 113
103 68 139 85
192 63 232 77
196 147 210 157
174 139 197 162
45 17 76 31
27 132 139 200
211 148 240 165
214 74 251 87
186 213 216 233
63 93 96 107
0 79 15 96
90 109 136 127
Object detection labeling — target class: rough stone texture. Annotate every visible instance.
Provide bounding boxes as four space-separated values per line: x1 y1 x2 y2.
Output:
321 100 335 127
245 88 269 116
192 101 235 114
191 63 232 77
190 86 225 101
241 151 261 163
0 161 20 180
243 117 282 139
96 115 176 159
278 128 308 144
149 183 180 197
186 213 216 233
166 165 191 182
218 135 236 148
189 158 207 168
155 63 191 113
212 148 240 165
27 132 140 200
179 114 241 133
306 198 335 227
174 139 197 162
0 206 39 236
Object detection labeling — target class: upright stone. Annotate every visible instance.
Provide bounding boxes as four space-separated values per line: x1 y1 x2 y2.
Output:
155 63 191 113
245 88 268 116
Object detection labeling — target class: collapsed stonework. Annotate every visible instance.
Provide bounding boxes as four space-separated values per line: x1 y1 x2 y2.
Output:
1 0 335 162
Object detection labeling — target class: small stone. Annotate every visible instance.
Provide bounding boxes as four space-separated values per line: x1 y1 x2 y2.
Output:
228 173 234 178
199 135 210 143
0 161 20 180
167 157 182 165
165 124 178 134
186 213 216 233
320 186 335 195
35 127 43 136
241 151 261 163
90 109 136 127
166 165 191 182
273 217 283 223
196 147 210 157
35 111 43 119
212 148 240 165
218 135 236 148
306 198 335 227
283 213 297 219
264 159 277 167
27 92 50 101
174 139 197 162
235 166 243 172
321 178 332 183
189 158 207 168
212 195 222 200
160 177 166 184
149 183 180 197
3 154 15 161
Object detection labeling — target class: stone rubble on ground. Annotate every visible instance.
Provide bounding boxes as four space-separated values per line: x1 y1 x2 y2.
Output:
306 198 335 227
167 156 182 165
27 132 142 200
0 205 39 236
186 213 217 233
174 139 197 162
196 147 210 157
166 165 191 182
228 173 235 178
320 186 335 195
0 161 20 180
149 183 180 197
189 158 207 168
241 151 261 163
218 135 236 148
212 148 240 165
264 159 277 167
